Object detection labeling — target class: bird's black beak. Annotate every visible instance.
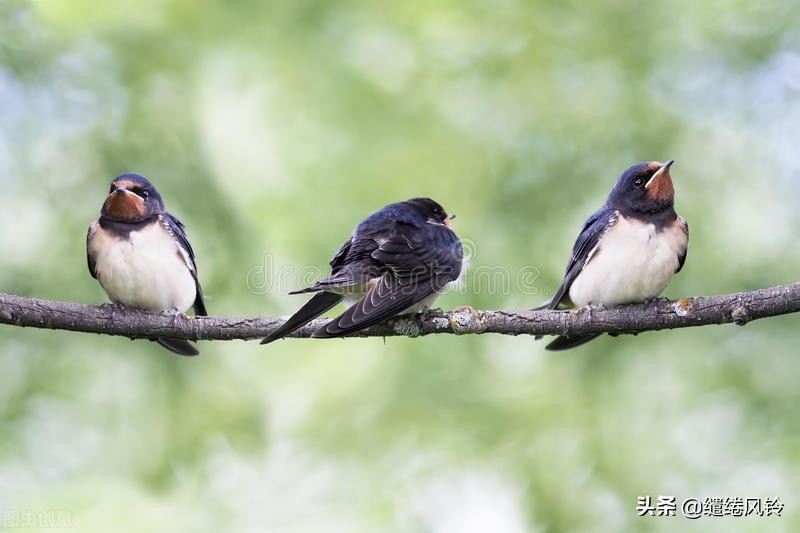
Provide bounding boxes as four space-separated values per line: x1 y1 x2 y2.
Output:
110 185 132 197
645 159 674 189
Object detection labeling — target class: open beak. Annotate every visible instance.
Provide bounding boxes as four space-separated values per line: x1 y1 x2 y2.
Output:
645 159 674 189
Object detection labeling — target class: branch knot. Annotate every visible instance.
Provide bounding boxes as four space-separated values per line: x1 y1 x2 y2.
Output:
730 306 750 326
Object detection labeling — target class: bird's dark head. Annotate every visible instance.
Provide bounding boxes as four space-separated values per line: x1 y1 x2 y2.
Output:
406 197 455 227
607 160 675 214
101 173 165 222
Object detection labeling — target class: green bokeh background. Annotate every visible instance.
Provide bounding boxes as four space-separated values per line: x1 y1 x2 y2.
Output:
2 0 799 531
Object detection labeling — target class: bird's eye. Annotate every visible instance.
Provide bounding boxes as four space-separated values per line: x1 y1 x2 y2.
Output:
141 190 149 199
633 177 644 187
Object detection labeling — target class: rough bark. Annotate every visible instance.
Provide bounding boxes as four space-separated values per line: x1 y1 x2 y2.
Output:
1 283 798 343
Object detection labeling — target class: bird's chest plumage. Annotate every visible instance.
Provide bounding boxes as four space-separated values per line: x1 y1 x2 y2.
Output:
89 221 196 312
569 214 686 307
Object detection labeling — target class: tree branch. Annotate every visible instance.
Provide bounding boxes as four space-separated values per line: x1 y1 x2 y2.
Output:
1 283 799 344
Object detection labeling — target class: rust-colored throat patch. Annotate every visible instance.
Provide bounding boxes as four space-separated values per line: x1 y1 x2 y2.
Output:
645 161 674 202
104 188 146 219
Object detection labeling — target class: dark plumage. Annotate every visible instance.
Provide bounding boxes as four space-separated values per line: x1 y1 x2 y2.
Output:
262 198 463 343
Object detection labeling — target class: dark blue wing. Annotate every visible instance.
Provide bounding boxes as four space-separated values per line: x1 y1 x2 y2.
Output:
290 235 382 294
546 207 617 309
676 216 689 273
314 222 462 338
87 222 98 279
161 212 207 316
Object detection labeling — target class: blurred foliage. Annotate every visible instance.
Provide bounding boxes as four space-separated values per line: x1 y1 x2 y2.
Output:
2 0 800 531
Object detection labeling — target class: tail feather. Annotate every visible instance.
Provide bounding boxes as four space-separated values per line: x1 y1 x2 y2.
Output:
193 291 207 316
155 337 200 356
261 292 344 344
544 333 603 351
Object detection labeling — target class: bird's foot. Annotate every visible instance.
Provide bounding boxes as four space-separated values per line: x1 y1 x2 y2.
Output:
173 312 189 328
578 303 606 321
453 305 475 314
159 309 189 327
417 307 442 319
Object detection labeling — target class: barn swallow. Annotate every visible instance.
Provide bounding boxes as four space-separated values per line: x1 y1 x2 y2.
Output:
86 173 207 356
261 197 463 343
537 160 688 350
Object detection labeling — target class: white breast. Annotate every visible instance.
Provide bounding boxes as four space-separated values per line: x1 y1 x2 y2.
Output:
568 215 687 307
88 220 197 313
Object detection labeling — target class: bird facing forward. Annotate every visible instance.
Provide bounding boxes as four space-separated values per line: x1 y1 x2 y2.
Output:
539 160 689 350
87 173 207 356
261 197 463 343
